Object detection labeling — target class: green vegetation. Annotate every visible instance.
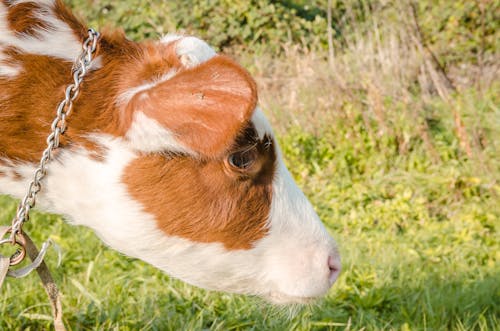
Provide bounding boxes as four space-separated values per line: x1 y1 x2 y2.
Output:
1 0 499 330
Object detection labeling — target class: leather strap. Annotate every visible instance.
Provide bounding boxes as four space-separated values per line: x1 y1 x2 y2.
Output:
0 226 66 331
23 232 66 331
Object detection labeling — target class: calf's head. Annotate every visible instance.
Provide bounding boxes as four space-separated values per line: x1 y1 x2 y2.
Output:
0 1 340 302
95 36 341 303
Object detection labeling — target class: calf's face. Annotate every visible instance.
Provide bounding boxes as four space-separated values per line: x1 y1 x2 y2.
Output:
100 36 341 303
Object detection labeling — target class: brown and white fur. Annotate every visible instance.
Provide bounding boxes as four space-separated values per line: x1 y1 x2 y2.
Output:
0 0 341 303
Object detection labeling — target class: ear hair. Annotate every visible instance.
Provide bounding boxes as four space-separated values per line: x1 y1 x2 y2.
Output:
127 55 258 157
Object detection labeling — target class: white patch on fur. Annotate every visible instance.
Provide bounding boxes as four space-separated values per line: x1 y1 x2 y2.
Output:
116 67 194 155
162 33 217 68
116 70 177 106
160 33 183 45
251 107 274 139
176 36 216 68
125 112 193 154
0 159 36 197
0 53 22 77
0 0 81 64
161 34 217 68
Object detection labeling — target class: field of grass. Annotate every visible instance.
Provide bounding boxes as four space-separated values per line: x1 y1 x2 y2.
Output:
1 0 499 330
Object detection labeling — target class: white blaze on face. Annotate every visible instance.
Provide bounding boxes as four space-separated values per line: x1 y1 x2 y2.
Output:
246 109 341 301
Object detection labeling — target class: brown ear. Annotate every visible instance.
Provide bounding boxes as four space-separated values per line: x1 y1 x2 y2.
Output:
131 55 258 157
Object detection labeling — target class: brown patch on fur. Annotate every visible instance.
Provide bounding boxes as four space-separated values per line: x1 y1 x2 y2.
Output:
6 2 50 36
0 170 5 177
0 46 72 162
129 55 258 157
123 125 276 250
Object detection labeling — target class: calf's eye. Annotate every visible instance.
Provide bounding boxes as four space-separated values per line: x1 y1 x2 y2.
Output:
228 149 257 170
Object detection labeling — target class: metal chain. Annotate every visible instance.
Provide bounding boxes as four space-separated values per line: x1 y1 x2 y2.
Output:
8 29 100 248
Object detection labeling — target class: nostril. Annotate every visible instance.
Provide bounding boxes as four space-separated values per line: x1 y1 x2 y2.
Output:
327 255 341 285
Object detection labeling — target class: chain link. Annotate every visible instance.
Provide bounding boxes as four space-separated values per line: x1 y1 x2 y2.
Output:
8 29 100 245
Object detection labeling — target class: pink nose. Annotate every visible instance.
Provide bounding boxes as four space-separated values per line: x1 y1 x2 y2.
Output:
328 255 341 285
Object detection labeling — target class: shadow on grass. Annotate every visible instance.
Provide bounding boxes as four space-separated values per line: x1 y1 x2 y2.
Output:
317 269 500 330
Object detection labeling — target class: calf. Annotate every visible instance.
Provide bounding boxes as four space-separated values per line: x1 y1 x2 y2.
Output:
0 0 340 303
